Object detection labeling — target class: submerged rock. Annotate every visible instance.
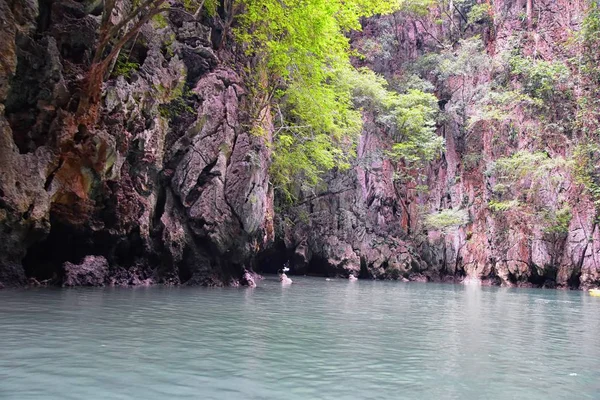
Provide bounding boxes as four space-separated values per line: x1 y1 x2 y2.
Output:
241 270 261 288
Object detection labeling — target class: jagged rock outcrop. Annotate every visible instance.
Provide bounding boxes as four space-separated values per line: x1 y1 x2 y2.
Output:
416 0 600 289
0 0 271 287
63 255 109 287
280 118 428 280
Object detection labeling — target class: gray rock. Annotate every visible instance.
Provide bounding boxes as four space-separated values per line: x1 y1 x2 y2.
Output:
0 0 17 103
63 256 109 287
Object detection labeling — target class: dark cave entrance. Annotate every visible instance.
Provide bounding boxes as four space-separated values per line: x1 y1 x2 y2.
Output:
527 264 558 288
254 240 290 275
253 242 338 277
567 268 581 289
21 218 96 281
358 257 372 279
21 216 147 282
305 256 337 277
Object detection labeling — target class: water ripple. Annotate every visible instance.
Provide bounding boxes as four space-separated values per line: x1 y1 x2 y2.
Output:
1 278 599 399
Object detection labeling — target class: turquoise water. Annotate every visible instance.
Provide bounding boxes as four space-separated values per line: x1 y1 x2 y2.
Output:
1 277 600 399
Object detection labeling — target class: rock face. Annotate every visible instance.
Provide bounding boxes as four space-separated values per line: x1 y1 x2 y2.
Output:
278 0 600 289
0 0 598 290
281 118 426 280
412 0 599 289
63 256 109 287
0 1 272 287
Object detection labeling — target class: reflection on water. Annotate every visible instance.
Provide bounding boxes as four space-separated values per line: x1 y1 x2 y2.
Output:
1 278 600 399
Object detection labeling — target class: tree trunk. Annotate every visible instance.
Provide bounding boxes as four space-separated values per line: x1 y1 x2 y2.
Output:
76 59 111 126
526 0 533 29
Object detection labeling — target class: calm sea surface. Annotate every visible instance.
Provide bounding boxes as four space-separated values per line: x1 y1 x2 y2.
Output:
1 277 599 399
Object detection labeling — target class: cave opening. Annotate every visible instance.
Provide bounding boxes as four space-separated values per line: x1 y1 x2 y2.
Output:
527 264 557 288
20 216 145 283
358 257 372 279
254 240 290 275
306 256 336 277
21 218 97 282
567 268 581 289
505 270 518 286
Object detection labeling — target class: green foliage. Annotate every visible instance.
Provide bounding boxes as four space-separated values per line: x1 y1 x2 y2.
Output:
415 184 430 194
159 96 195 120
152 13 169 28
399 0 436 16
574 1 600 135
271 131 348 202
436 36 491 81
488 199 519 213
467 3 492 24
581 0 600 53
509 55 570 100
348 68 443 166
424 209 469 231
270 65 366 202
469 89 540 126
402 0 485 41
387 94 443 165
204 0 218 15
153 79 186 102
492 151 567 180
236 0 401 85
235 0 424 201
542 205 572 234
112 53 140 79
573 143 600 210
429 36 492 132
572 0 600 219
183 0 218 15
489 151 572 234
463 152 483 170
270 65 443 201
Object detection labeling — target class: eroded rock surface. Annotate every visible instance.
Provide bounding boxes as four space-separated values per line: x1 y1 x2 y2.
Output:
1 0 598 290
63 256 109 287
277 0 600 289
0 1 271 287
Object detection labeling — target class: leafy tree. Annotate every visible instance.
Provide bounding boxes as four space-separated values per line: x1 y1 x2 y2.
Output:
348 68 443 165
429 36 492 136
236 0 445 201
467 3 492 24
573 143 600 212
269 65 443 202
574 0 600 136
487 151 573 235
509 55 570 101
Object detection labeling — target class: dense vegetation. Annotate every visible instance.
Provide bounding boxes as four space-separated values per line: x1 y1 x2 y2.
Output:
235 0 443 201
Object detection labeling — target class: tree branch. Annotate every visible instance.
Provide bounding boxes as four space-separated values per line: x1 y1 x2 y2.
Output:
101 5 169 68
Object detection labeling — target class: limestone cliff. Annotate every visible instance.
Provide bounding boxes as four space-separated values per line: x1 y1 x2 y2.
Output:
1 0 599 290
280 0 600 289
0 0 272 287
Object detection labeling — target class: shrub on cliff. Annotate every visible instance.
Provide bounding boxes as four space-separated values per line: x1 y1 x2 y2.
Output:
348 68 443 166
509 55 570 101
424 209 469 232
